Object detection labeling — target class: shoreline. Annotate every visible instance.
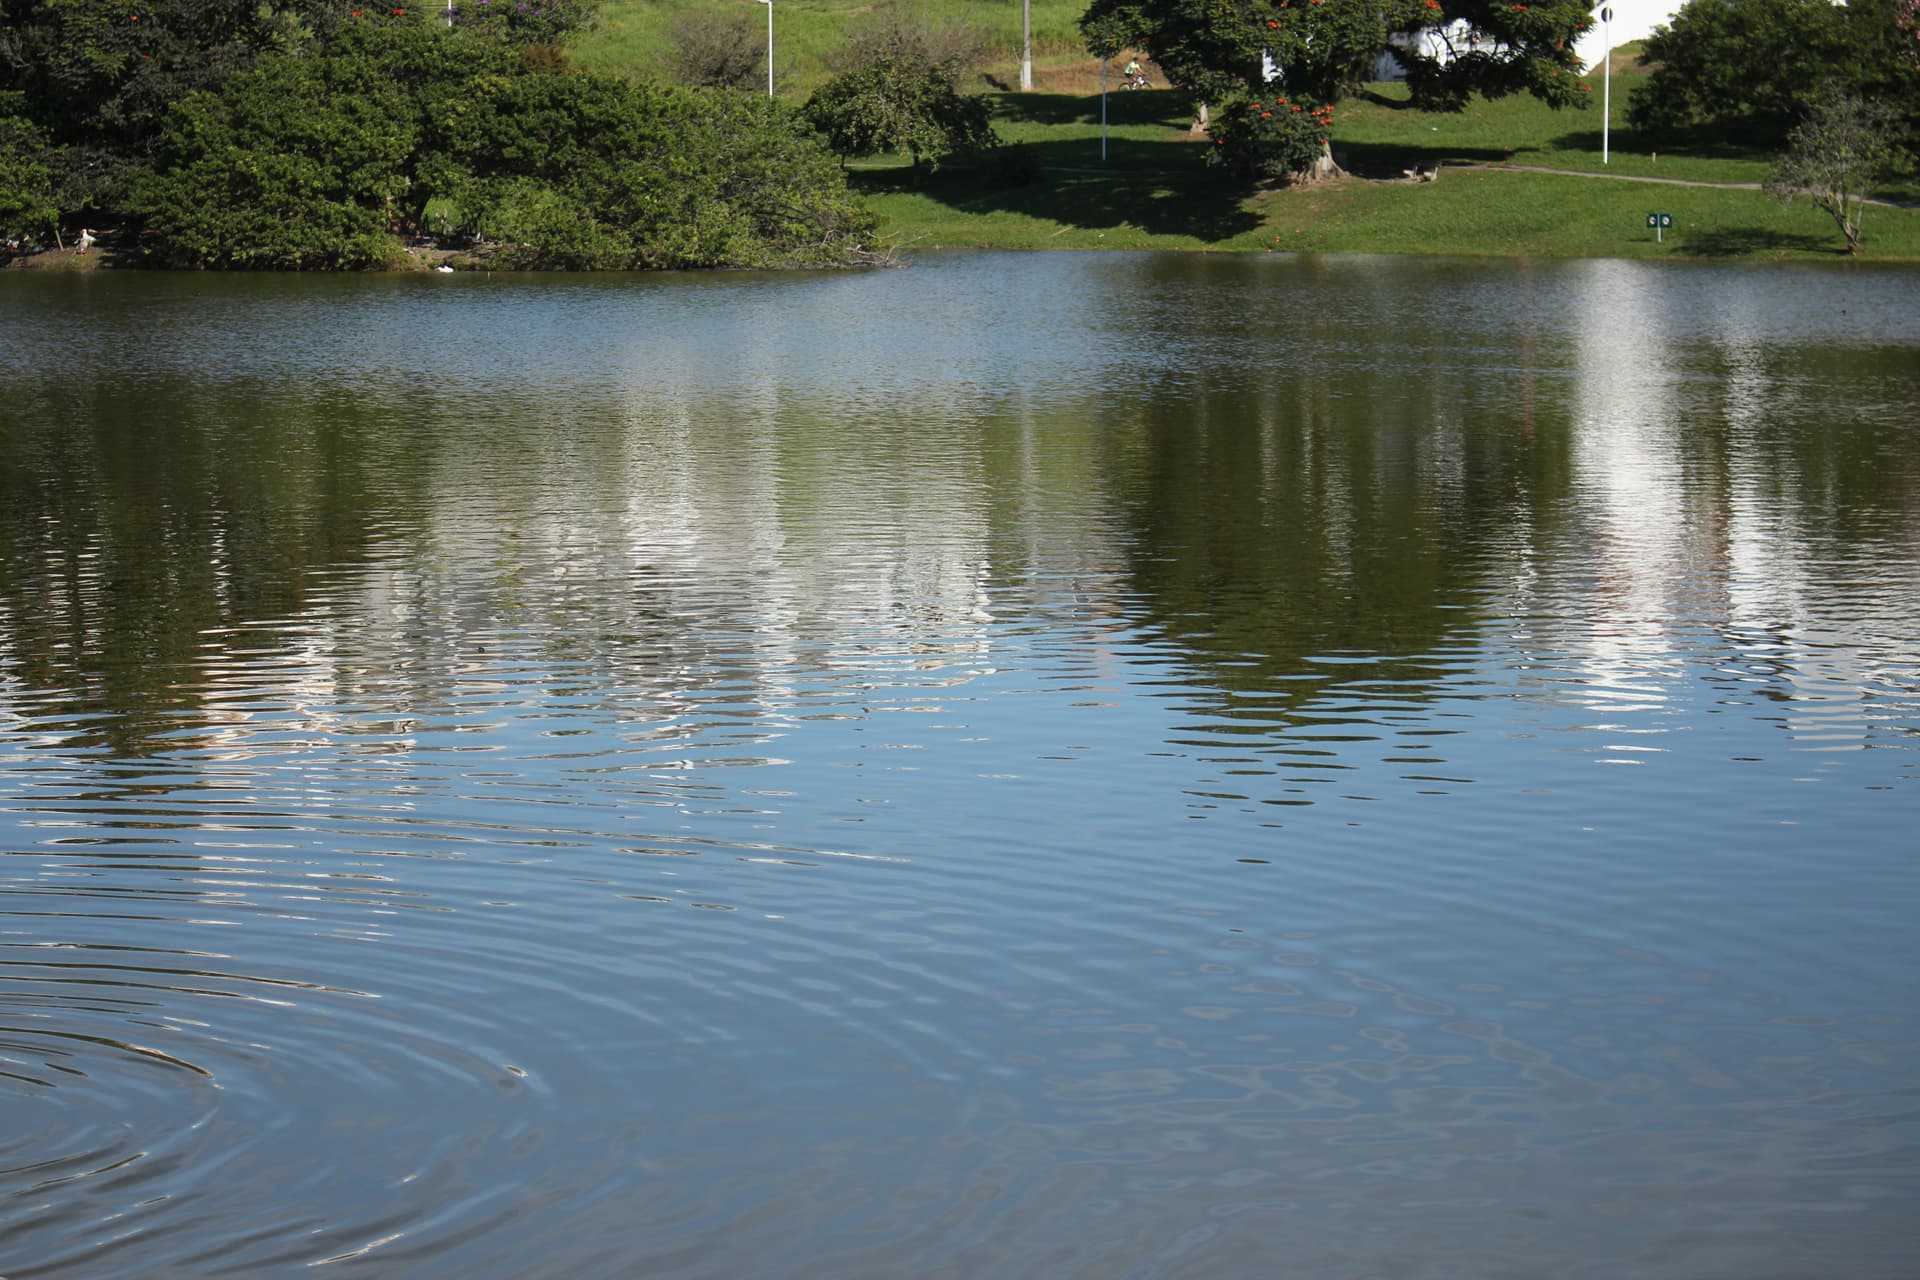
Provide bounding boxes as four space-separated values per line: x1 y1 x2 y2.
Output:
13 170 1920 272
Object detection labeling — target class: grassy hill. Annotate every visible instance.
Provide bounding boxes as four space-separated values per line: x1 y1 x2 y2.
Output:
571 0 1094 92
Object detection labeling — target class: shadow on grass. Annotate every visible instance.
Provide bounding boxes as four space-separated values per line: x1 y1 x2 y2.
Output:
1355 89 1415 110
1680 226 1834 256
991 88 1192 130
1548 126 1771 161
847 90 1266 244
1333 140 1519 178
851 163 1265 242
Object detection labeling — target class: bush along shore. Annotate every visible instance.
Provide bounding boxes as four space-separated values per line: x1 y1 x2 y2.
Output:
2 4 880 270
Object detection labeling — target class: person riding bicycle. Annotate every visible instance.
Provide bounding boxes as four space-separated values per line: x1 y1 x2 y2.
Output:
1122 57 1146 89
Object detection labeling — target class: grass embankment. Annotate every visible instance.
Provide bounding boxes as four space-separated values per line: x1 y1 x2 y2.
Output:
573 9 1919 261
574 0 1095 92
856 67 1920 260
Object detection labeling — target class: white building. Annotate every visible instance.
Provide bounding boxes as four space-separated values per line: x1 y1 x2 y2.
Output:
1573 0 1681 74
1335 3 1685 81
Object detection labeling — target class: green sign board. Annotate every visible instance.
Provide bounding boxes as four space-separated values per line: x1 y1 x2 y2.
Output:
1646 211 1673 242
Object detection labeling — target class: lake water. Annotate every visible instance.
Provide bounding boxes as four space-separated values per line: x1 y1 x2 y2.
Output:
2 252 1917 1279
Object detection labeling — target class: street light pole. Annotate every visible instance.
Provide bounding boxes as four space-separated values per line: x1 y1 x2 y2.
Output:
1601 6 1612 164
1021 0 1032 91
759 0 773 98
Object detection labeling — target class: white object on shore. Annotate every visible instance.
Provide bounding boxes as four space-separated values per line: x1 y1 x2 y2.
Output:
76 228 95 254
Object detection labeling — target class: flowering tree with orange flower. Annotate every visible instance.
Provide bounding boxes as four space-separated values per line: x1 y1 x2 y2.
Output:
1082 0 1593 181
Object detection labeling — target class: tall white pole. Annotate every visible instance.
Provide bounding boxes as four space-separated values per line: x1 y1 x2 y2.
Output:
1021 0 1032 91
761 0 774 98
1601 6 1612 164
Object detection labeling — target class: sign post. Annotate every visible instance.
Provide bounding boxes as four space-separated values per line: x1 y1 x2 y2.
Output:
1646 212 1672 242
1101 59 1109 162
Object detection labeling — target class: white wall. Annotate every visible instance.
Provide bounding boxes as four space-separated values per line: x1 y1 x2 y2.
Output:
1574 0 1682 73
1363 4 1684 81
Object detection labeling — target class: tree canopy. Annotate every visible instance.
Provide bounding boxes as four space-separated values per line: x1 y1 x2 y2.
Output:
1081 0 1595 180
1766 91 1911 253
1629 0 1920 146
133 19 876 268
1081 0 1595 109
2 1 882 269
803 51 997 169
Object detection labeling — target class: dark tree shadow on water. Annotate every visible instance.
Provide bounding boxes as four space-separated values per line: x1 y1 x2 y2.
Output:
1680 226 1835 257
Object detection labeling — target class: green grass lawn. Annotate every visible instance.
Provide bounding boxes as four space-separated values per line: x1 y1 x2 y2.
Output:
568 15 1920 261
860 160 1920 259
1333 64 1777 186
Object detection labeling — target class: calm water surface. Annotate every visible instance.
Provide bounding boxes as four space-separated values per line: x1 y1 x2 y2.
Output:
2 253 1917 1278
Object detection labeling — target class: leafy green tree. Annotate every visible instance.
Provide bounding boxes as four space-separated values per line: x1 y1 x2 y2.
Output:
1207 94 1341 182
135 35 426 266
1629 0 1920 145
803 52 996 169
0 0 599 228
136 20 877 269
0 0 340 147
0 115 59 244
446 0 598 47
1080 0 1594 182
1766 92 1911 253
435 73 880 267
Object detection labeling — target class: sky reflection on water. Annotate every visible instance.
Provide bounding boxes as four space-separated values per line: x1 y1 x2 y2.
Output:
1 253 1917 1279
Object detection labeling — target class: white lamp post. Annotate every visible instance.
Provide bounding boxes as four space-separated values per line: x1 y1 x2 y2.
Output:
759 0 773 98
1601 5 1613 164
1021 0 1032 91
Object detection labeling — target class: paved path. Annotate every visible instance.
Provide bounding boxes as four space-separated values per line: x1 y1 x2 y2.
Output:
1454 162 1916 208
1456 162 1760 190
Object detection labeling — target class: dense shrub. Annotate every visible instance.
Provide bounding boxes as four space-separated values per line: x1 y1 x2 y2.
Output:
1208 94 1338 182
665 10 767 92
826 11 993 86
0 115 58 244
135 39 426 267
804 53 996 168
1629 0 1920 145
447 0 598 48
135 21 877 269
436 73 879 267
